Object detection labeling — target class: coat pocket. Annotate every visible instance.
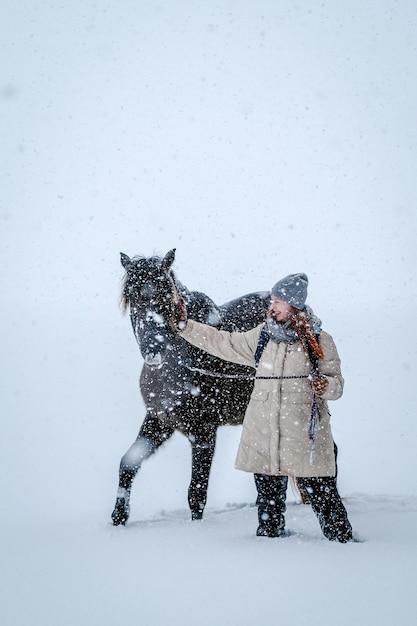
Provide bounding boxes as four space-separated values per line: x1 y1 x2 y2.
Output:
252 389 269 401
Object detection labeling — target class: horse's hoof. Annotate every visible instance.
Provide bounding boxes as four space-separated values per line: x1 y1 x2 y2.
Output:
111 498 130 526
191 511 204 521
111 512 127 526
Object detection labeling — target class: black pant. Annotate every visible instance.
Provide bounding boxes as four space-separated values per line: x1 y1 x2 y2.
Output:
254 473 353 542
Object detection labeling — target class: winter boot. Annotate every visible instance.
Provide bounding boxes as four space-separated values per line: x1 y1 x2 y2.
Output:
254 474 288 538
296 477 353 542
111 487 131 526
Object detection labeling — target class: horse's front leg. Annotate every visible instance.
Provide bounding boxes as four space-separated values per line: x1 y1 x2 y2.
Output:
188 429 217 521
111 416 175 525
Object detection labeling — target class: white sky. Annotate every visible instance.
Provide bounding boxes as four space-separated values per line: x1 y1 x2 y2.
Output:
1 1 416 523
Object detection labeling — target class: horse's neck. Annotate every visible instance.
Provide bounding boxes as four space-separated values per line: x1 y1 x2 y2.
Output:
173 278 187 299
153 341 196 382
218 292 270 331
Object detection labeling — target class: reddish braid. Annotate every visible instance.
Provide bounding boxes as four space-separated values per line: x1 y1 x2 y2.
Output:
290 310 324 361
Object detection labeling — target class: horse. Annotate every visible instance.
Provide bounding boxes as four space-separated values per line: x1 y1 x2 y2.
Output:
111 248 271 525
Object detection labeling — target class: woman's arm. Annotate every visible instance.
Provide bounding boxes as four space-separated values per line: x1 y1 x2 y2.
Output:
180 319 262 368
317 331 344 400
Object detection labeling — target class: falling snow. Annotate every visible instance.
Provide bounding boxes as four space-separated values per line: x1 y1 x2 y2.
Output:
1 1 416 625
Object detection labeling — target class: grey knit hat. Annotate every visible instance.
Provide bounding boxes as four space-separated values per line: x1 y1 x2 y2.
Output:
271 273 308 310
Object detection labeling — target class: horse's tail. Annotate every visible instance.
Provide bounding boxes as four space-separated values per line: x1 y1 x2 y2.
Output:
289 476 310 504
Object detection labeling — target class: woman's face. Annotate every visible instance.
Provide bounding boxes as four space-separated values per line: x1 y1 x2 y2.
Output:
269 296 295 322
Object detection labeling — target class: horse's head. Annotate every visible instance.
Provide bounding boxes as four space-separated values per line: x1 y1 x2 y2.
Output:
120 249 181 367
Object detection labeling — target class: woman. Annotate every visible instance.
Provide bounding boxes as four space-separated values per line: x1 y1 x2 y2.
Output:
176 273 354 542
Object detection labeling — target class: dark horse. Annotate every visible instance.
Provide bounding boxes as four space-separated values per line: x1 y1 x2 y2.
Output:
111 248 271 525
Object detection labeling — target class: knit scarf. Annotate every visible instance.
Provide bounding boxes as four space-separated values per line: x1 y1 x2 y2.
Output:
264 305 322 345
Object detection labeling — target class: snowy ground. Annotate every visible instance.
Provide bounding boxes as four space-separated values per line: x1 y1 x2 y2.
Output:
2 493 416 626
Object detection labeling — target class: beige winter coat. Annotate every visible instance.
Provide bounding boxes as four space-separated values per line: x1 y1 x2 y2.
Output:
180 320 343 477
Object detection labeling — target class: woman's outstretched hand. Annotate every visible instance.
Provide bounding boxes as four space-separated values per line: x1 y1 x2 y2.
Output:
176 298 188 330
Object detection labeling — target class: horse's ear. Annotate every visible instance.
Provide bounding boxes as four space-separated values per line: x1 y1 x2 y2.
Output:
162 248 176 270
120 252 131 269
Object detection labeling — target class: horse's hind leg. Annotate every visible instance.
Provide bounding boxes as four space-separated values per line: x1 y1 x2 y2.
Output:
111 417 175 526
188 429 217 521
